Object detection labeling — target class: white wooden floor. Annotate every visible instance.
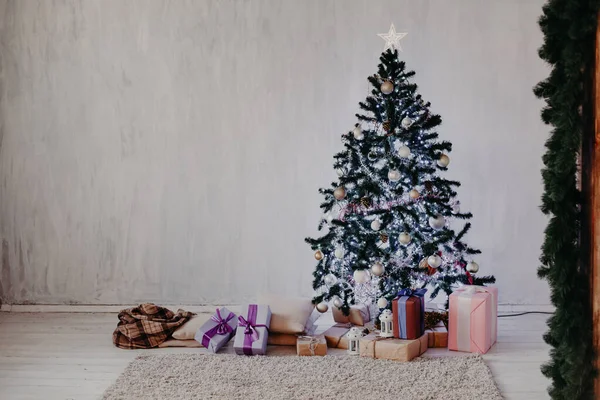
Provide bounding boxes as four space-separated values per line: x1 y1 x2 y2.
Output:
0 312 550 400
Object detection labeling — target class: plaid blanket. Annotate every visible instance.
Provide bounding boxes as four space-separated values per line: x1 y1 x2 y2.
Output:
113 303 195 349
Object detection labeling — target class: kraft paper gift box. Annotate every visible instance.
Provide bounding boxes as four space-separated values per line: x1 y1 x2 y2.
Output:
426 321 448 348
332 304 371 326
323 323 352 349
233 304 272 355
392 288 426 340
448 285 498 354
296 335 327 356
194 307 237 353
359 333 428 362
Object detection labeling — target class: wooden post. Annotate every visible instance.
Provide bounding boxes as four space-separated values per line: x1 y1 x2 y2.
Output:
591 11 600 398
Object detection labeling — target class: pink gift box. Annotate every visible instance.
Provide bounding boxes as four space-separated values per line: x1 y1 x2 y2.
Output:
448 286 497 354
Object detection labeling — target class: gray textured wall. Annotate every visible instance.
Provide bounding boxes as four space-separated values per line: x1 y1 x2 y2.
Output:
0 0 549 305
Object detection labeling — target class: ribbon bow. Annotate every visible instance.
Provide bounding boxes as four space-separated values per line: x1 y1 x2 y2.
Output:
398 288 427 297
238 315 260 342
461 285 488 295
200 308 236 349
210 309 234 335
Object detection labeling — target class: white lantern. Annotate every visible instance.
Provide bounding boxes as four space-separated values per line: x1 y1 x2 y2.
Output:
379 309 394 338
346 327 365 355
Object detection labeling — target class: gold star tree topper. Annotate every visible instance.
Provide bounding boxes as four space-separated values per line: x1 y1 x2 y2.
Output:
378 24 408 52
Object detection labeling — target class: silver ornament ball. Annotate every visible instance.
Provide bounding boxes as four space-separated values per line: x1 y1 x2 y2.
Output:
324 273 337 286
371 262 384 276
428 215 445 230
452 202 461 214
334 247 344 259
353 269 370 284
388 169 401 182
398 145 411 158
399 232 411 245
370 219 382 231
427 254 443 268
377 297 389 309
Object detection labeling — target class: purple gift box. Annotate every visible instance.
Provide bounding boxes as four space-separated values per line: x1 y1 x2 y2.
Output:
233 304 271 355
194 307 237 353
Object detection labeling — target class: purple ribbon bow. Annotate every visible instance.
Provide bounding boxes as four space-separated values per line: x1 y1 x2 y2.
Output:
238 315 261 342
398 288 427 297
201 309 234 348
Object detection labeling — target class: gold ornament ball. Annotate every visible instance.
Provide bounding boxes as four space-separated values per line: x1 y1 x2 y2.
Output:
314 250 324 261
353 126 364 140
316 302 329 313
371 262 385 276
380 80 394 94
467 261 480 273
409 189 420 199
332 297 343 308
353 269 370 284
437 154 450 168
401 117 414 129
427 254 443 268
377 297 389 309
399 232 411 245
333 186 346 200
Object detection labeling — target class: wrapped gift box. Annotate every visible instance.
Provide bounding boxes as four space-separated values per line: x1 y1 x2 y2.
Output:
359 333 428 362
233 304 272 355
267 333 298 346
426 321 448 348
392 289 426 340
448 286 498 354
296 335 327 356
194 307 237 353
332 303 371 326
322 323 352 349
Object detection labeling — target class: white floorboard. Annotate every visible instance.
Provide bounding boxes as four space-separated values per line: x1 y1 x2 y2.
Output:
0 312 550 400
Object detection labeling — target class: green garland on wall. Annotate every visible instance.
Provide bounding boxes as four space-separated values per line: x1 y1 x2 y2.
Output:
534 0 599 398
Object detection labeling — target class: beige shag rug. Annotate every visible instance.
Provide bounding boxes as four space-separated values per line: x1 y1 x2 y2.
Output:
103 354 502 400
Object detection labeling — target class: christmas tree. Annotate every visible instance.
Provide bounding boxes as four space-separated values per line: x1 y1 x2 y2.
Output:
305 48 495 316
